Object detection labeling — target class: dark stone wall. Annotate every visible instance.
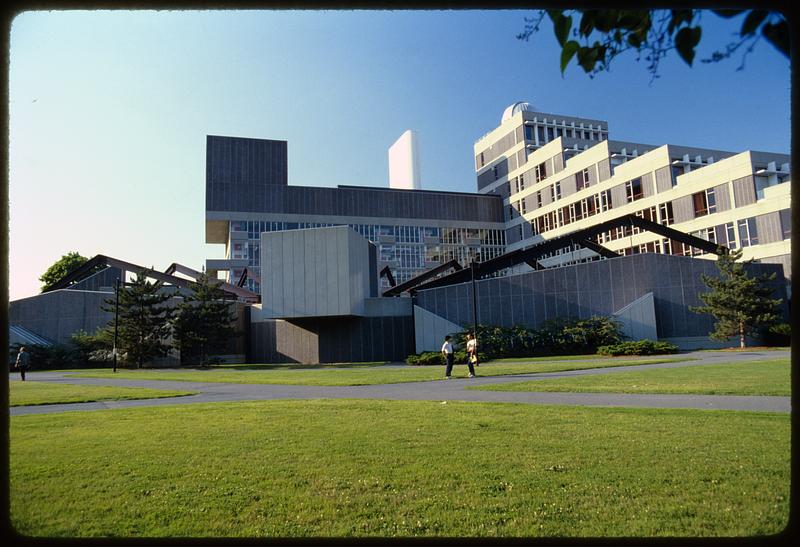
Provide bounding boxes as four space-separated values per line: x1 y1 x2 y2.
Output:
206 134 503 223
414 253 788 339
208 183 504 223
249 315 415 364
206 135 288 188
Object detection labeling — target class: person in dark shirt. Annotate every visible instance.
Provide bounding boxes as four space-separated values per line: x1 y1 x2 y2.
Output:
15 346 31 381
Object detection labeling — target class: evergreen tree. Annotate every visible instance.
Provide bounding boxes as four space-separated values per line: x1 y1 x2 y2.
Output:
172 273 237 366
690 249 783 348
103 269 175 368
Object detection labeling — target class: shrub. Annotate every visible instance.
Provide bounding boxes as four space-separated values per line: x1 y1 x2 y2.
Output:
597 340 679 356
406 352 444 366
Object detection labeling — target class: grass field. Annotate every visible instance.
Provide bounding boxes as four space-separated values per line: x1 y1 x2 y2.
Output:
9 381 197 407
470 358 791 396
10 399 789 537
62 357 692 386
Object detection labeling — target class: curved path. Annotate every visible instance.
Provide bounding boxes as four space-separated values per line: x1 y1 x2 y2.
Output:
9 350 791 415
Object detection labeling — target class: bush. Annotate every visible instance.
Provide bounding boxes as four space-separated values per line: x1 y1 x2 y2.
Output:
597 340 679 356
762 323 791 347
406 352 444 366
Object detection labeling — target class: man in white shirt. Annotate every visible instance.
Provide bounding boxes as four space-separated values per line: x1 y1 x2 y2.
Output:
441 336 454 379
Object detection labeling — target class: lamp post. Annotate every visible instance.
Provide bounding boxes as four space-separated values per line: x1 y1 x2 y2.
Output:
113 277 120 373
470 259 479 340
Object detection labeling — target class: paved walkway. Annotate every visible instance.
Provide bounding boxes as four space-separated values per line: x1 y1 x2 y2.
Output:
9 350 791 415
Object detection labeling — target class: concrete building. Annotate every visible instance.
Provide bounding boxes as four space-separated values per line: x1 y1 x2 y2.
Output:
474 102 791 291
388 129 422 190
204 135 506 294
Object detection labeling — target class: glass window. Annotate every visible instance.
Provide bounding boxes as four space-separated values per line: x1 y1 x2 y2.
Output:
626 178 643 202
524 125 533 140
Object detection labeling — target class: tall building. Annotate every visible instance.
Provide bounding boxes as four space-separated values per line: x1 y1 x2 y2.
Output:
474 102 791 289
388 129 422 190
205 135 506 294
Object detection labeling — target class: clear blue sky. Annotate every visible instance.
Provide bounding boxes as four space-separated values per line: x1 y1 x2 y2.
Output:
8 10 790 300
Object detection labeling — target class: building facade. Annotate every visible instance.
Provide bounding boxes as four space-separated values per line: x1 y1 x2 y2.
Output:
205 135 506 294
474 102 791 288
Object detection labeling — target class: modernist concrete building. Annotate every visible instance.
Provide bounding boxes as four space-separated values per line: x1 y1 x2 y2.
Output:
204 135 506 294
475 102 791 290
8 102 792 364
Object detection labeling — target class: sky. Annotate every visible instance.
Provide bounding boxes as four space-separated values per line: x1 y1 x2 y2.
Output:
8 9 791 301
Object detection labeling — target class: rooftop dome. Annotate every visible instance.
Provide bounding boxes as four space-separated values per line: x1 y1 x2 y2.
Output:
501 101 535 123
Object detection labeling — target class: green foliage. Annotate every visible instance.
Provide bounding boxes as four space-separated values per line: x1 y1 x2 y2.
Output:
9 343 77 370
518 9 788 82
596 340 679 356
406 316 623 364
454 316 623 359
761 322 791 347
690 249 783 348
172 274 238 366
39 251 90 292
103 269 175 368
70 328 114 366
405 352 444 366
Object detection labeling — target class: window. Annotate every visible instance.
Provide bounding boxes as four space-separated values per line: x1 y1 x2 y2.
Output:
725 222 737 249
780 209 791 240
566 128 574 138
692 188 716 217
600 190 611 212
537 125 545 143
706 188 716 214
659 202 674 225
738 218 758 247
520 198 527 215
535 161 548 182
524 125 533 140
554 180 562 200
536 191 542 208
576 168 590 190
547 127 554 141
625 177 643 203
518 224 524 240
556 128 563 137
493 165 499 181
530 220 538 235
692 191 709 217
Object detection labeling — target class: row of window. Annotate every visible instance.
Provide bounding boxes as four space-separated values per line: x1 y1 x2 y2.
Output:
229 220 505 248
529 189 612 235
524 122 606 144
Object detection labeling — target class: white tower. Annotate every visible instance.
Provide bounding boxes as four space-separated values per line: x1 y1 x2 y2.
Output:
388 130 421 190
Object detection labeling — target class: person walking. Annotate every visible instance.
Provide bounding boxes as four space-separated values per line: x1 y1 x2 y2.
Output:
15 346 31 381
466 333 479 368
441 336 455 379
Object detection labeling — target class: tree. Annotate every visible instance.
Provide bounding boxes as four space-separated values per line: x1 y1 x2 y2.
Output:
103 269 175 368
690 249 783 349
39 251 90 292
172 273 238 366
518 9 789 82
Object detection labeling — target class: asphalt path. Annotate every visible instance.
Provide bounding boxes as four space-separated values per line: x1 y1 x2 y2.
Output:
9 349 791 415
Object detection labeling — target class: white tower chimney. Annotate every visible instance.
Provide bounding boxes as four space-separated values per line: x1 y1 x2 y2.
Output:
388 130 421 190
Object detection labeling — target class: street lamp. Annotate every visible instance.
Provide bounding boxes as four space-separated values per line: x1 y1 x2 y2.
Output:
470 259 479 343
113 278 120 373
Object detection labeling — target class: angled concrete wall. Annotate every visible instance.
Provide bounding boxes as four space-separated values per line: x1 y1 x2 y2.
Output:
414 253 787 341
414 305 465 354
261 226 373 319
612 292 658 341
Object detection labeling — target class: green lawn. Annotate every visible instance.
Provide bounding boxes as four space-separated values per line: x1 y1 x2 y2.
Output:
9 381 197 407
64 357 692 386
10 399 789 537
471 358 791 396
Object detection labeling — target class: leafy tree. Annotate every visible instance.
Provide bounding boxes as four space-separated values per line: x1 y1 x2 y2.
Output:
690 249 783 348
39 252 90 292
71 328 114 366
102 269 175 368
172 274 238 366
518 9 788 82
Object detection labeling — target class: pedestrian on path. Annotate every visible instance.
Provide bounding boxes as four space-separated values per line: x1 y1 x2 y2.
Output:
466 333 479 367
15 346 31 381
441 336 455 379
